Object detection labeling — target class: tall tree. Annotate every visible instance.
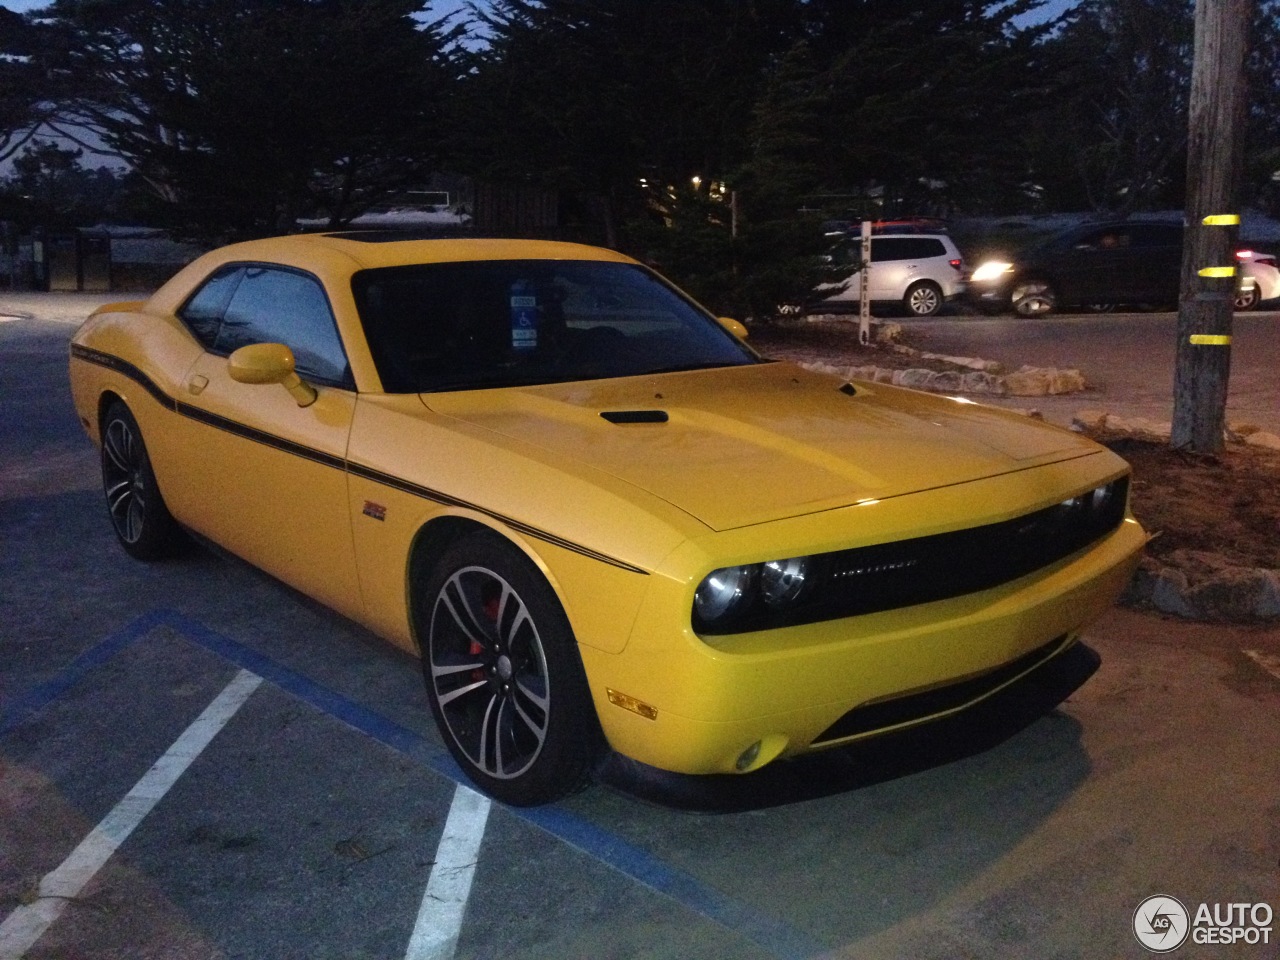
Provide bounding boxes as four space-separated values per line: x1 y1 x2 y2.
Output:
456 0 804 246
30 0 463 239
1029 0 1196 213
799 0 1053 217
1243 0 1280 216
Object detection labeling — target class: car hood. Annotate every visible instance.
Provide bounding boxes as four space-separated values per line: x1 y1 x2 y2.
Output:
421 362 1105 532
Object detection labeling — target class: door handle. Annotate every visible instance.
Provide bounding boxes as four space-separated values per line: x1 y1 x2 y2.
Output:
187 375 209 396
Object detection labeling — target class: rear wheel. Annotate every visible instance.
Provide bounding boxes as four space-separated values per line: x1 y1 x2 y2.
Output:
421 531 601 805
1235 285 1259 311
1011 280 1056 317
903 281 943 317
100 401 183 560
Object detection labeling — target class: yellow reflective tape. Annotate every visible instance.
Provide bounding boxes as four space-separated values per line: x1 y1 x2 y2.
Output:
1198 266 1237 278
1202 214 1240 226
1189 334 1231 346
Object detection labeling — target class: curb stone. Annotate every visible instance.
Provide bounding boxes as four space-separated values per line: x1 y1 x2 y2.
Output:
798 359 1087 398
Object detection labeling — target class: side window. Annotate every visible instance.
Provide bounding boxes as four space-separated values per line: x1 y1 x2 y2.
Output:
178 267 243 348
1130 225 1183 249
1079 229 1130 250
870 238 904 263
214 267 351 386
871 237 944 262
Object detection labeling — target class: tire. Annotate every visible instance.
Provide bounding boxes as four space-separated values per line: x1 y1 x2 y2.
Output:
421 531 602 805
1235 286 1259 311
100 401 183 560
1011 280 1056 317
903 281 943 317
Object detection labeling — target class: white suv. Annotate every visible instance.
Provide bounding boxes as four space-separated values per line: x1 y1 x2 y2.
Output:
813 233 967 317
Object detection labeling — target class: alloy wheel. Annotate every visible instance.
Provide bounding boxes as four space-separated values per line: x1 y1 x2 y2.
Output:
428 565 551 780
103 416 147 544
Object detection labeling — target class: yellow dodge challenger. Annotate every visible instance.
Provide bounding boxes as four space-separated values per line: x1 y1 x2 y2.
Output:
69 233 1146 805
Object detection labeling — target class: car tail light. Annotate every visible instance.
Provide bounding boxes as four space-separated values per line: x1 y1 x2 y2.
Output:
1235 249 1277 267
949 258 963 272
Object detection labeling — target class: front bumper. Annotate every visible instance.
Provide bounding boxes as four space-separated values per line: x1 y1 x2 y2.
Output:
581 511 1145 776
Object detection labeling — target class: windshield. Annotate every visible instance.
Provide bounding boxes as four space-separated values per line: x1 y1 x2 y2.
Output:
352 259 758 393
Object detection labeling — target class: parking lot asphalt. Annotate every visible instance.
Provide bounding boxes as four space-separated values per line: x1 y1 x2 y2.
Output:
906 307 1280 436
3 297 1279 959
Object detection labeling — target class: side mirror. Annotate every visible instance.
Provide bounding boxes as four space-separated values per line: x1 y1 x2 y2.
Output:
227 342 318 407
717 316 749 340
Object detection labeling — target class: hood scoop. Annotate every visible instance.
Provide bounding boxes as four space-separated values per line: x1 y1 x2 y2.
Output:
600 410 669 424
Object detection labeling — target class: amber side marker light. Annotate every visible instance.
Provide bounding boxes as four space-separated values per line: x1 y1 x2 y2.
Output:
606 689 659 721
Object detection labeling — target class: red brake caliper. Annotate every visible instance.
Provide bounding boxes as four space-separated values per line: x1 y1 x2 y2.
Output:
470 589 501 682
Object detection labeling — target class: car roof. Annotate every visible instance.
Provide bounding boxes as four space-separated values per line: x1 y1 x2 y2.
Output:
221 232 639 271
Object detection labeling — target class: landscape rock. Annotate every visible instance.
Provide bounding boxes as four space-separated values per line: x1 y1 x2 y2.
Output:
1101 415 1172 440
1072 408 1110 432
959 371 1007 396
1003 366 1087 396
1125 550 1280 623
1243 430 1280 451
919 351 1003 373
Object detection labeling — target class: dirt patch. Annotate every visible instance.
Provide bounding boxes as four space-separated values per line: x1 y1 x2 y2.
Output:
1099 437 1280 571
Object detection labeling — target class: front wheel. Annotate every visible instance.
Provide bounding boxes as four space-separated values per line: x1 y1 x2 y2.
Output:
100 401 183 560
420 531 602 805
903 281 943 317
1011 280 1056 317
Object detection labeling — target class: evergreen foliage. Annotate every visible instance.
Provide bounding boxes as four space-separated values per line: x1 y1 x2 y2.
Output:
1 0 1278 307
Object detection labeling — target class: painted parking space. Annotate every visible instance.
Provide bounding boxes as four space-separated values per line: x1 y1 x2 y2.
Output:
1 611 814 959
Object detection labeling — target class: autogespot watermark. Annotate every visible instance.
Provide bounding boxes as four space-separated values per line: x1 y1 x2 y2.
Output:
1133 895 1274 952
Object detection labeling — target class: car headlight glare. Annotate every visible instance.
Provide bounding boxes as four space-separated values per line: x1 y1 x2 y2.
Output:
970 261 1014 283
760 556 812 608
694 565 754 622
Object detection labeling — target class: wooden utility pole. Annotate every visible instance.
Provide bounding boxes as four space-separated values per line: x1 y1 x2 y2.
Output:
1171 0 1251 453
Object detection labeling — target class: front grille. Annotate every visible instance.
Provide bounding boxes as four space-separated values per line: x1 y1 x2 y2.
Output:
697 476 1128 635
811 635 1070 744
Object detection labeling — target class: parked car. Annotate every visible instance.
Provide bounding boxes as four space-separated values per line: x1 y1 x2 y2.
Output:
1235 248 1280 310
968 220 1259 316
69 233 1145 805
811 233 967 317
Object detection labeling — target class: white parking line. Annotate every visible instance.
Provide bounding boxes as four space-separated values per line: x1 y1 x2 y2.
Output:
0 669 262 960
404 784 492 960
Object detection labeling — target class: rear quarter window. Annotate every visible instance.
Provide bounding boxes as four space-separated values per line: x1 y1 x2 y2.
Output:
871 238 947 262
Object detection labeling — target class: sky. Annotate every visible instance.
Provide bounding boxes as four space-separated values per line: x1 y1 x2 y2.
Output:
0 0 471 18
1 0 1079 18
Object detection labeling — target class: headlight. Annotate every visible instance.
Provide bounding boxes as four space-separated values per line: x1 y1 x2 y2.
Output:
760 557 812 608
693 565 754 623
970 261 1014 283
693 555 817 631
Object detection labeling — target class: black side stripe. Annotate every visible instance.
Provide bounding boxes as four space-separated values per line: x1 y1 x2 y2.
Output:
345 462 648 574
175 402 348 471
72 344 649 575
71 343 175 410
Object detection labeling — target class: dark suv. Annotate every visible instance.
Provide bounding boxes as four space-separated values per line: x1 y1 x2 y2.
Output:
967 221 1185 316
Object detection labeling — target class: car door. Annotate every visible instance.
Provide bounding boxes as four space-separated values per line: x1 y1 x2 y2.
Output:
169 264 364 620
1127 224 1183 304
1051 227 1128 304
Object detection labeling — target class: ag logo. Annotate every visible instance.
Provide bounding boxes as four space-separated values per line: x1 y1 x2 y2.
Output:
1134 895 1190 952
